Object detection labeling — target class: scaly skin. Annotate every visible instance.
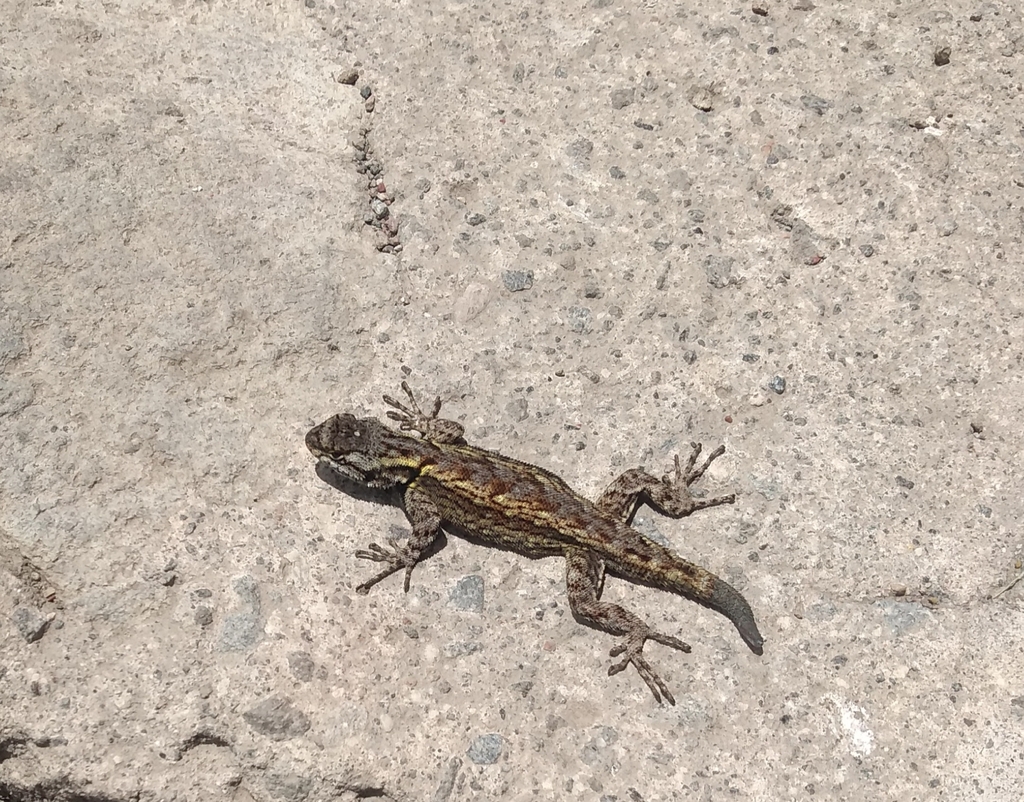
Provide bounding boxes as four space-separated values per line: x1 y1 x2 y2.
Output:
306 382 763 704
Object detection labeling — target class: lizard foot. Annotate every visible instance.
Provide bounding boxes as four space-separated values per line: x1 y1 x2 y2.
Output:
354 538 418 594
383 381 465 444
662 445 736 512
608 628 691 706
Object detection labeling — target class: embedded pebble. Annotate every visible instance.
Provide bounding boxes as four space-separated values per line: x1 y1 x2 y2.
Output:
502 270 534 292
467 733 504 765
449 575 484 612
12 607 50 643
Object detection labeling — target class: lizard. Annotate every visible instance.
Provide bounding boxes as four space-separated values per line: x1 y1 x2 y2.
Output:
305 382 764 704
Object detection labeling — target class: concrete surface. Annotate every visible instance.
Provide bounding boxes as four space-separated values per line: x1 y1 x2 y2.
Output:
2 0 1023 800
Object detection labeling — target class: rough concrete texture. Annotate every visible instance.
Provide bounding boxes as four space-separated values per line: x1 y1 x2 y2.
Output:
2 0 1023 799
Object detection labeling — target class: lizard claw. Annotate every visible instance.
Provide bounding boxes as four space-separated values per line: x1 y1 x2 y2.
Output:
678 443 727 487
383 380 441 433
382 381 465 444
607 628 691 706
354 538 418 594
657 446 736 512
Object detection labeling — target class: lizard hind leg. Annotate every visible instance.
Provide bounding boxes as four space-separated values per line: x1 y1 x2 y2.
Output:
566 549 690 705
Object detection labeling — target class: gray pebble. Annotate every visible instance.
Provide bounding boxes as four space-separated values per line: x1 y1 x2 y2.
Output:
934 46 951 66
506 397 530 422
370 199 390 219
194 606 214 627
566 138 593 160
466 212 486 226
287 651 315 682
467 733 504 765
336 68 359 85
219 612 262 651
265 773 313 802
502 270 534 292
768 376 786 394
859 244 875 257
12 606 50 643
609 166 625 179
444 641 483 658
801 94 833 115
876 599 931 637
243 696 311 741
360 85 373 99
233 575 260 610
936 219 958 237
610 88 634 109
567 306 592 334
895 475 915 489
449 575 485 612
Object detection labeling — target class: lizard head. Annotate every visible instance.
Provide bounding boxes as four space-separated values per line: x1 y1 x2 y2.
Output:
305 413 423 489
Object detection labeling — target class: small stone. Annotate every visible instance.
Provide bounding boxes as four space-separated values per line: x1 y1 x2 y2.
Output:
609 166 625 179
688 85 716 112
219 612 262 651
891 584 908 597
934 46 951 66
194 606 214 627
936 219 958 237
895 475 915 490
287 651 315 682
336 68 359 85
610 88 635 109
567 306 592 334
364 96 375 113
243 696 311 741
502 270 534 292
859 244 874 257
370 199 390 219
360 85 373 99
466 212 486 226
265 773 312 802
768 376 786 394
467 733 504 765
12 607 50 643
801 94 832 115
449 575 485 612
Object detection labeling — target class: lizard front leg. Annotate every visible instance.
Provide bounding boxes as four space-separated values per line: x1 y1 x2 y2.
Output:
597 441 735 525
354 484 443 594
383 381 466 445
565 549 690 705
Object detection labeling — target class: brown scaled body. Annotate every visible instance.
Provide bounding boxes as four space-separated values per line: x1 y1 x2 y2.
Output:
306 382 763 705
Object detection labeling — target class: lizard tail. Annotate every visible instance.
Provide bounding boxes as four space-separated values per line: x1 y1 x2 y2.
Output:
706 577 764 655
653 560 764 655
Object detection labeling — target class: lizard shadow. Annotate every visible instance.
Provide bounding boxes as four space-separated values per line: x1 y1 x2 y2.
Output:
314 461 451 562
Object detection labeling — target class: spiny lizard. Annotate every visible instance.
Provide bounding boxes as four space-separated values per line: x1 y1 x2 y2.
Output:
305 382 764 704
